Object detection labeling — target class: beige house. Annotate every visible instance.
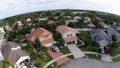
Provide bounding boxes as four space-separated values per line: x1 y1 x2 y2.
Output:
27 27 55 47
57 25 78 46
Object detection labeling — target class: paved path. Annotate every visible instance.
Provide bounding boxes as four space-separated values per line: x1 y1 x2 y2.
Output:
101 54 112 62
58 58 120 68
67 45 85 58
48 48 70 65
43 53 72 68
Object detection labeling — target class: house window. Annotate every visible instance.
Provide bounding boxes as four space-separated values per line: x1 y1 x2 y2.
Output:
67 34 72 37
67 35 69 37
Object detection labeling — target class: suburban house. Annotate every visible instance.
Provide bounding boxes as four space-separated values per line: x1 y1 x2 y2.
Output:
4 24 11 30
26 18 32 23
90 29 111 47
86 23 96 28
1 42 30 68
84 16 91 24
107 28 120 42
73 16 81 20
65 20 78 25
36 17 48 21
0 27 5 39
27 27 55 47
56 25 78 46
112 24 120 31
48 20 56 24
14 21 23 26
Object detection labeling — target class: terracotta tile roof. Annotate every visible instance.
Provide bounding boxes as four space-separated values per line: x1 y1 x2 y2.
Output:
57 25 78 34
64 36 77 42
27 27 52 40
40 38 54 45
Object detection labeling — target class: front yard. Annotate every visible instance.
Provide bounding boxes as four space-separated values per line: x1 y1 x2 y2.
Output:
112 56 120 62
110 48 120 56
79 45 100 52
59 46 74 59
22 46 56 68
86 54 101 60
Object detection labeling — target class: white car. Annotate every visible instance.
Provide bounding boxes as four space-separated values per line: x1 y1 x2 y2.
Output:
51 46 60 52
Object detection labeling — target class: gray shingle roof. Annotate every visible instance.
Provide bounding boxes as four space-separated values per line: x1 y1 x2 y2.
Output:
90 29 111 46
1 42 28 64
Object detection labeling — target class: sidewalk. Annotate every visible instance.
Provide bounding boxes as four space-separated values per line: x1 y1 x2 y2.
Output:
101 54 112 62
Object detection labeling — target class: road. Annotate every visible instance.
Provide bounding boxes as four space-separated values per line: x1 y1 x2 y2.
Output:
58 58 120 68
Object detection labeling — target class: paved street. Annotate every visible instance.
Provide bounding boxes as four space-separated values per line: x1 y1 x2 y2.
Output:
58 58 120 68
67 45 85 58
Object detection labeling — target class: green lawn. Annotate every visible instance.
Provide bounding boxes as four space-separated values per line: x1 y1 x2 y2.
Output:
79 46 97 52
59 46 74 59
0 63 4 68
112 56 120 62
110 48 120 56
59 46 71 54
86 54 101 60
22 46 54 68
48 62 57 68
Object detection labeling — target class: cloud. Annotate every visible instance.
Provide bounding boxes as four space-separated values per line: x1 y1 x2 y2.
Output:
0 0 120 19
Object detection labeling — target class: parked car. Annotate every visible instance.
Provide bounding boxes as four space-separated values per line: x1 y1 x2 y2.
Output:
51 45 60 52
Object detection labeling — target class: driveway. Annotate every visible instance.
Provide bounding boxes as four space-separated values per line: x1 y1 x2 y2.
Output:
48 48 70 65
67 45 85 58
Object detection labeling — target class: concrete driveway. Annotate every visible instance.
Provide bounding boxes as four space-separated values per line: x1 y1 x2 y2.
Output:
67 45 85 58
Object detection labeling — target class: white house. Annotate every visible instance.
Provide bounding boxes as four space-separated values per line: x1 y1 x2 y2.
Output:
1 42 30 68
57 25 78 46
17 21 23 26
0 27 5 39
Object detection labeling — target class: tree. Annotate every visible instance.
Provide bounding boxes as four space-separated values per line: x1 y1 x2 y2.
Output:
64 9 74 16
77 31 91 45
91 41 100 48
93 19 103 29
110 41 119 48
112 35 117 42
1 57 13 68
68 22 76 28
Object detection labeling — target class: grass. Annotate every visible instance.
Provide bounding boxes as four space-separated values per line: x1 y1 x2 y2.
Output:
22 46 54 68
48 62 57 68
86 54 101 60
59 46 74 59
77 40 82 45
60 46 71 54
110 48 120 56
0 62 4 68
79 45 97 52
112 56 120 62
67 55 74 59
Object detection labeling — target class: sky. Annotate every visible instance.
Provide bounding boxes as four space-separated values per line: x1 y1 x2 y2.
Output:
0 0 120 19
